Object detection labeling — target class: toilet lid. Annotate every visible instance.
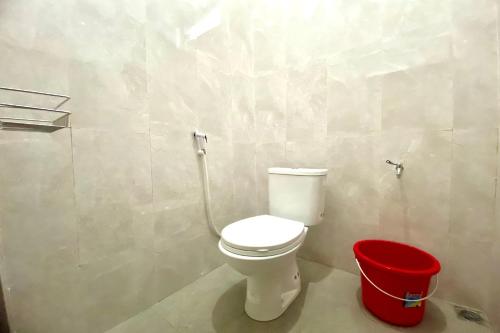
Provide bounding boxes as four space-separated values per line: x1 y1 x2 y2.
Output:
221 215 305 252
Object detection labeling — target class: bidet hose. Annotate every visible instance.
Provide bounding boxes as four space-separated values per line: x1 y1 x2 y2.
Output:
199 152 221 237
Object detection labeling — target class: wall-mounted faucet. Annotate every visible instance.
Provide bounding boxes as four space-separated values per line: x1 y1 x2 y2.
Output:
386 160 404 178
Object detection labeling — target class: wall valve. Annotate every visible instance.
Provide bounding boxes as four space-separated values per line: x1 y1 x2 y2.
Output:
386 160 404 178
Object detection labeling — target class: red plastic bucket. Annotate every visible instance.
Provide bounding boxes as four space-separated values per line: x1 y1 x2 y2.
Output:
353 240 441 326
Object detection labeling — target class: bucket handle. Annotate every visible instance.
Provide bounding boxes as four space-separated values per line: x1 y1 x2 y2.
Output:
355 258 439 302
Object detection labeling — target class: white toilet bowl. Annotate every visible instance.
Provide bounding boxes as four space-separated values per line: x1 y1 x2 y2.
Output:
218 215 307 321
219 167 327 321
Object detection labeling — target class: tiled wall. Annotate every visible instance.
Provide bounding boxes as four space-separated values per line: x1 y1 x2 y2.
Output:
246 0 500 329
0 1 256 332
1 0 500 332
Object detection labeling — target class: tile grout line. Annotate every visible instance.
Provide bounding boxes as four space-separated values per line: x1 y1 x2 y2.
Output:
69 126 81 267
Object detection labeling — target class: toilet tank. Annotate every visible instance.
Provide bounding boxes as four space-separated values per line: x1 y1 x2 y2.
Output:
268 168 328 226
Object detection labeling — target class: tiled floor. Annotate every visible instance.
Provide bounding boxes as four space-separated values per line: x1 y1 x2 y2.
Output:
106 260 493 333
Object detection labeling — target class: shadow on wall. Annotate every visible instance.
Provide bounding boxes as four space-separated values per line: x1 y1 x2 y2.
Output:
211 260 332 332
0 276 9 333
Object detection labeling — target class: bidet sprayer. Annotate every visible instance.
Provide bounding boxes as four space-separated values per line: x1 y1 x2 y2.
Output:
194 131 208 155
193 130 221 237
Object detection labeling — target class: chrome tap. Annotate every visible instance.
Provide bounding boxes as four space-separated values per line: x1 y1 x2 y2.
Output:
386 160 404 178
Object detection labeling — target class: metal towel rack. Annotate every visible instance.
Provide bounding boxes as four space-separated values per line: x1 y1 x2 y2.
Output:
0 87 72 132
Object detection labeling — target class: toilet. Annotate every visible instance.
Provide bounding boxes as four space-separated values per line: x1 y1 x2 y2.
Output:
218 167 327 321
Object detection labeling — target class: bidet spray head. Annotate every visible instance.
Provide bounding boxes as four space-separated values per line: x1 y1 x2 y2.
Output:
194 131 208 155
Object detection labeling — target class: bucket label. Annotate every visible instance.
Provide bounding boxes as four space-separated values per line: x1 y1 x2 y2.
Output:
403 292 423 308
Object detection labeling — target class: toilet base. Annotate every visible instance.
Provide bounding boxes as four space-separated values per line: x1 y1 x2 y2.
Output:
245 259 301 321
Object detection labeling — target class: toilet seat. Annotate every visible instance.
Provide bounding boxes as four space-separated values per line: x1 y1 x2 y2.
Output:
220 215 306 257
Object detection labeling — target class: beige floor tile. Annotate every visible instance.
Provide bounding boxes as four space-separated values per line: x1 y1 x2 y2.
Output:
106 308 176 333
105 259 493 333
153 264 246 332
